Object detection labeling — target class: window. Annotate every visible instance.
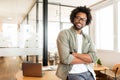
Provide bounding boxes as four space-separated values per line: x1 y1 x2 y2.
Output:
95 5 113 50
48 4 60 52
61 6 74 22
61 22 72 30
48 22 60 51
118 1 120 52
2 23 18 47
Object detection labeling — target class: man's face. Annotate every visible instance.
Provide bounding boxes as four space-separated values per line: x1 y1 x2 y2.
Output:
73 12 87 30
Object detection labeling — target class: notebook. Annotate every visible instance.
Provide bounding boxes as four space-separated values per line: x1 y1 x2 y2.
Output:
22 62 42 77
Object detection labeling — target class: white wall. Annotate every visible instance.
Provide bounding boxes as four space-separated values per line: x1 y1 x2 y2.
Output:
96 50 120 68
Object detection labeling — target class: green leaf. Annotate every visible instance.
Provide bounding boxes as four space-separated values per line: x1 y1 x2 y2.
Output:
97 59 102 65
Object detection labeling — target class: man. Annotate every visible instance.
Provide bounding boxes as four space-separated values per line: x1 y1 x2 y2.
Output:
56 6 98 80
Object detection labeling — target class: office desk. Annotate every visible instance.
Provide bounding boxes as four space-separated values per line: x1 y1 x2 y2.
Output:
94 64 109 71
23 70 61 80
23 64 109 80
94 64 109 79
23 65 109 80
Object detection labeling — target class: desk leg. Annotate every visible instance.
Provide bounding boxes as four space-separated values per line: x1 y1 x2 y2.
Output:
36 55 39 63
26 56 28 61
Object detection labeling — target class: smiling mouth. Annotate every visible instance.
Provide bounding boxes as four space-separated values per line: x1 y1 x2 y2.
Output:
76 23 82 28
74 25 83 30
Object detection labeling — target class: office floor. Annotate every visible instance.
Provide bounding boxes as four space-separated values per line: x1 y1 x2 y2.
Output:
0 57 22 80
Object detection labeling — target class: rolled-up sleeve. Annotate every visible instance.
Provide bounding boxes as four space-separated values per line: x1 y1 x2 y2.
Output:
87 37 98 63
57 30 74 64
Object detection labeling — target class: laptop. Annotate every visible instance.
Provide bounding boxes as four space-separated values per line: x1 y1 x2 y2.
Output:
22 62 42 77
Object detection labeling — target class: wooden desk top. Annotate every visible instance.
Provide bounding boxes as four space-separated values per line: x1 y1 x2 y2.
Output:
94 64 109 71
23 65 109 80
23 70 61 80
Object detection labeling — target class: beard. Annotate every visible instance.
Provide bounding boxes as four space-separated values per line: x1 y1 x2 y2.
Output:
73 24 83 30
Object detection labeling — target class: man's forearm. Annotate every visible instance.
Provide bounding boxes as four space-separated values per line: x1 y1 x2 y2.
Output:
72 53 92 63
70 57 88 64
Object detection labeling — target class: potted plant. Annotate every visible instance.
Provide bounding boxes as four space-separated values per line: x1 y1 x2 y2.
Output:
97 58 102 65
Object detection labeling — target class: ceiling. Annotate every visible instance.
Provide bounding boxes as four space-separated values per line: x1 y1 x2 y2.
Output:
0 0 105 24
48 0 105 7
0 0 35 24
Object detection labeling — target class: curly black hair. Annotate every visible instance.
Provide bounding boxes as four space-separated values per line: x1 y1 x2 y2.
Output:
70 6 92 25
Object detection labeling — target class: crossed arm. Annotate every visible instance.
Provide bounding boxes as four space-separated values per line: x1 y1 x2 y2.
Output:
70 52 93 64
